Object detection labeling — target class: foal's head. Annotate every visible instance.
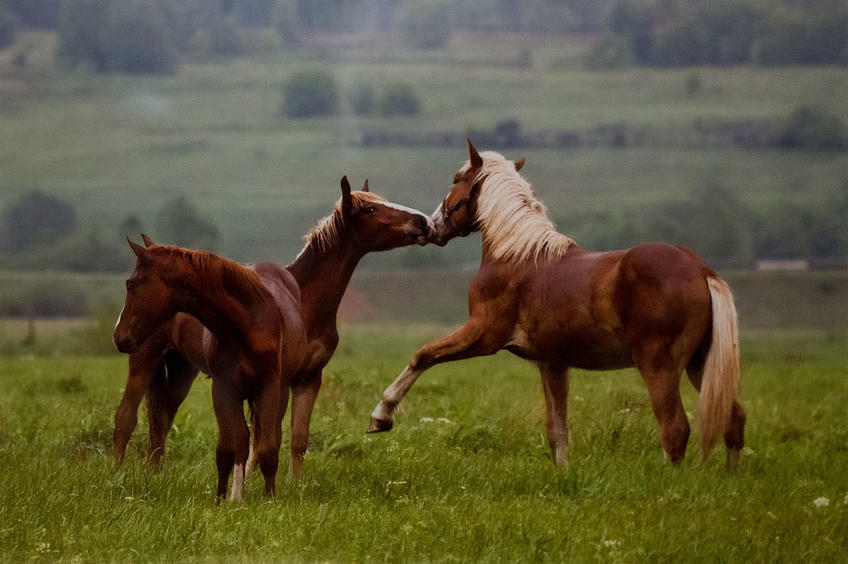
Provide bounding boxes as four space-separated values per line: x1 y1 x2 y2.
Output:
113 236 185 354
310 176 433 253
430 138 525 246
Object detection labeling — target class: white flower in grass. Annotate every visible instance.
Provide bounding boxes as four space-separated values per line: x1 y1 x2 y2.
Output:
437 417 452 424
602 539 620 548
813 497 830 508
419 417 434 423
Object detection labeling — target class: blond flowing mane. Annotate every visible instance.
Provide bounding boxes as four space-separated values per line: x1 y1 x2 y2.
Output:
468 151 574 263
300 192 387 253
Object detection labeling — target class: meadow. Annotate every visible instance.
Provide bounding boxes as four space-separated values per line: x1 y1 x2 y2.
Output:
1 32 847 265
0 326 846 562
1 28 847 563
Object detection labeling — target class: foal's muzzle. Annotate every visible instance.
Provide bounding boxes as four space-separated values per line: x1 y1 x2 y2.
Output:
414 215 435 246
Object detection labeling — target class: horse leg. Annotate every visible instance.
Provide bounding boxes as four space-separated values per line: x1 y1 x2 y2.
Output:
686 357 746 470
251 373 285 496
538 362 570 467
113 347 164 466
211 378 249 502
146 351 198 466
635 344 690 464
369 320 494 432
289 372 322 480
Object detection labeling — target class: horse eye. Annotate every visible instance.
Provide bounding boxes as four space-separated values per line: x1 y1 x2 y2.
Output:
365 206 377 214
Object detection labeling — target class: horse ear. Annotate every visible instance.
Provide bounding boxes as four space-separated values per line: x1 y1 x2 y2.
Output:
514 157 525 172
128 238 147 258
361 179 370 192
467 138 483 170
340 175 353 214
141 233 155 247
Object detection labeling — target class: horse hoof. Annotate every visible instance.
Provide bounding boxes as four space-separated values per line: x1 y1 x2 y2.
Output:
367 417 393 433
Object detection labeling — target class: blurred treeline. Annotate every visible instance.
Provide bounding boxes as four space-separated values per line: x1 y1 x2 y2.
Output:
1 0 847 72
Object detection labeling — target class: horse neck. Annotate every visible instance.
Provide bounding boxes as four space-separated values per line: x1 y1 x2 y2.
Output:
165 262 274 348
287 237 364 335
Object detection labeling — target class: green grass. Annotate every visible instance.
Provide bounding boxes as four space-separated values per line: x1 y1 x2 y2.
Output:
1 32 846 264
1 329 846 561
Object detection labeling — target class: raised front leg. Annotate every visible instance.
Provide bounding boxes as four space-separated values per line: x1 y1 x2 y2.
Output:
145 351 199 466
368 320 498 433
538 362 570 467
113 347 166 466
289 372 322 480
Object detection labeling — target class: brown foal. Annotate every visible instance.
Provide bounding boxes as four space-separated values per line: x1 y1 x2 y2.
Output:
112 177 433 478
370 140 746 469
113 239 306 501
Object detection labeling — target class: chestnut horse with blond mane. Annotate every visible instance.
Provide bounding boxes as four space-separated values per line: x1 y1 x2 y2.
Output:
112 178 433 479
370 140 746 469
113 239 307 501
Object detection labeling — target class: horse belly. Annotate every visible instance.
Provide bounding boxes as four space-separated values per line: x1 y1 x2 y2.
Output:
508 323 632 370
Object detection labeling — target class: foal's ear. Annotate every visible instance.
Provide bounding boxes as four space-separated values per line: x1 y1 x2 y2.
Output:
141 233 155 247
361 179 370 192
514 157 525 172
467 138 483 170
128 238 147 258
340 175 353 214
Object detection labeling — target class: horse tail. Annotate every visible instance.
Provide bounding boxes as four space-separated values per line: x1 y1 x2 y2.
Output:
698 276 741 460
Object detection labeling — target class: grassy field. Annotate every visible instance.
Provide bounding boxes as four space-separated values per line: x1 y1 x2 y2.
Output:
1 32 846 264
0 327 846 562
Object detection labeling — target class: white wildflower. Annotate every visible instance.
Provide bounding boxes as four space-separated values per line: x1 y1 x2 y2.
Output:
437 417 452 424
419 417 434 423
813 497 829 508
602 539 620 548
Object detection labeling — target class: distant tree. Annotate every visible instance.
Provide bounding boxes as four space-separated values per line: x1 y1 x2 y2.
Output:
0 4 16 50
118 215 144 240
56 0 109 71
58 0 176 73
234 0 275 26
378 82 420 116
778 105 846 152
607 0 654 63
648 183 754 262
0 190 77 254
347 80 376 116
9 0 60 29
272 0 302 45
154 196 220 251
100 0 176 73
283 70 338 118
650 1 762 67
397 0 451 49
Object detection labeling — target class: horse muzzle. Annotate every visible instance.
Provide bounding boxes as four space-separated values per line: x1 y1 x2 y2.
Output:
112 331 139 355
414 215 436 246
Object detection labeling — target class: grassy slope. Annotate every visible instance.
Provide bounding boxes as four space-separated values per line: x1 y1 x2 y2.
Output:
1 33 846 264
0 331 846 561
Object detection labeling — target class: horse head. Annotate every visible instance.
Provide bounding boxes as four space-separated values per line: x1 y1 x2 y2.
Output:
113 236 178 354
430 138 525 246
339 176 434 251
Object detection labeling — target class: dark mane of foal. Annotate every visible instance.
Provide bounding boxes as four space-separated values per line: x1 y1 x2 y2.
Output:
150 246 271 304
301 191 386 252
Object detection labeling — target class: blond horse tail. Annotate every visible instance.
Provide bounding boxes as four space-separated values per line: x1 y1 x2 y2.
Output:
699 276 741 459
